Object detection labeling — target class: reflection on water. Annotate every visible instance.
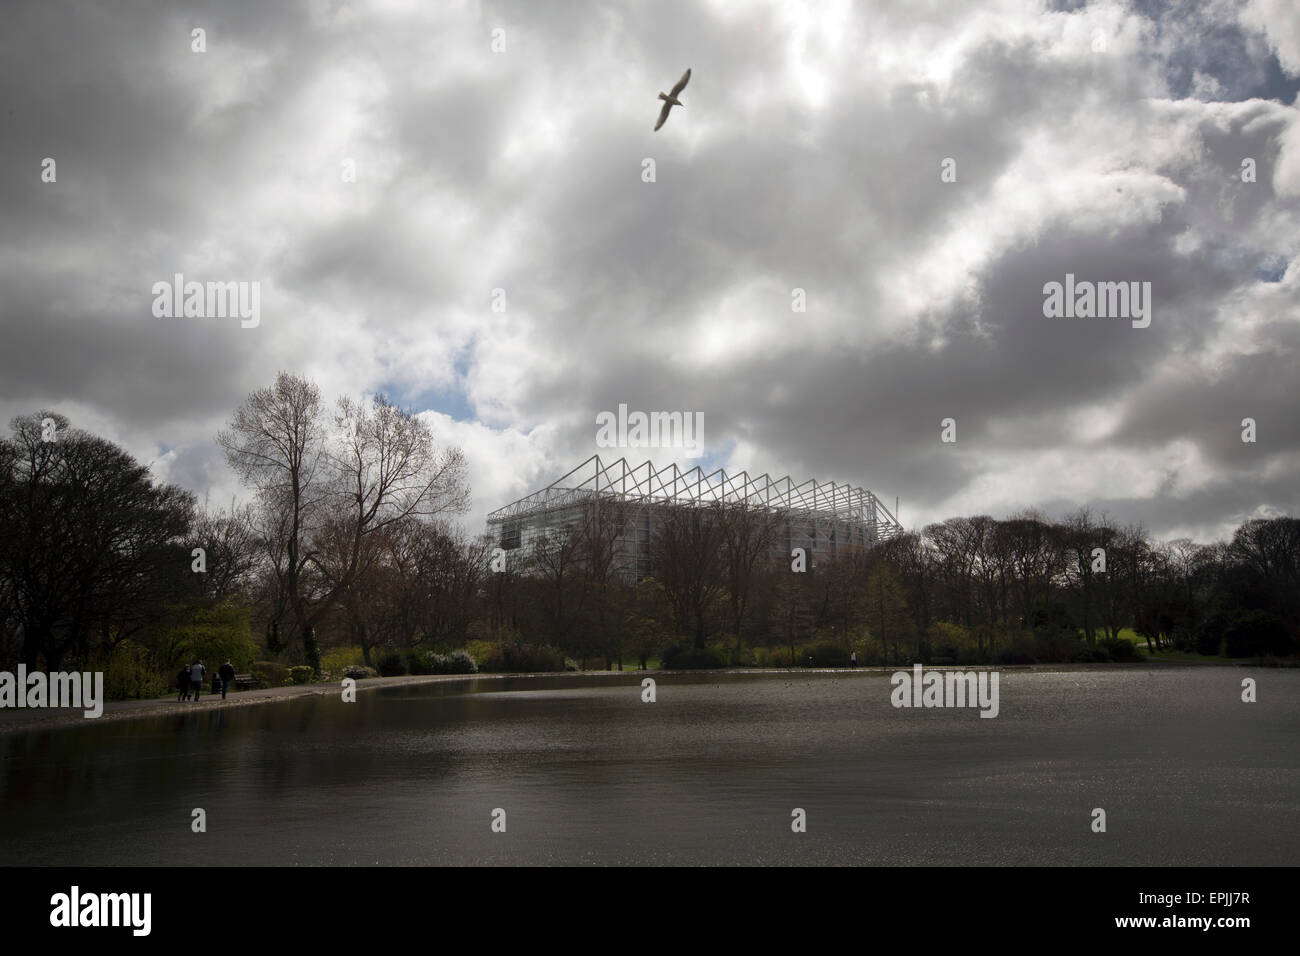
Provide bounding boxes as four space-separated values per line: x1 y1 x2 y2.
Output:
1 668 1296 865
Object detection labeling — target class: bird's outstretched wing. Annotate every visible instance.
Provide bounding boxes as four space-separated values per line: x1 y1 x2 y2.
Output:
654 100 673 131
670 68 691 97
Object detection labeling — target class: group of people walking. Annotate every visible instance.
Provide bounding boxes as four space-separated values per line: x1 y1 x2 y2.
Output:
177 659 237 702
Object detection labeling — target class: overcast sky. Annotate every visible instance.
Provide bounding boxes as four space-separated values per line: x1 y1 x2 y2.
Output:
2 0 1297 543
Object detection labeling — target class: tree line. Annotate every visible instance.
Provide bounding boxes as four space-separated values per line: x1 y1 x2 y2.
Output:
2 371 1296 696
490 500 1299 667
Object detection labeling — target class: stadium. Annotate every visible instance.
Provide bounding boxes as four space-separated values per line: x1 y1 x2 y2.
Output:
486 454 904 581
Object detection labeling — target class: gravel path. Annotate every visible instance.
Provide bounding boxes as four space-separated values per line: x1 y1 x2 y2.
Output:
0 672 527 737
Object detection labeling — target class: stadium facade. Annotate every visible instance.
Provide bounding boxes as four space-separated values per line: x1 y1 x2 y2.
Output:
485 455 903 581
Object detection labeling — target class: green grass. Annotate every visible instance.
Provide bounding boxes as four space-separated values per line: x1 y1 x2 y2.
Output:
1072 627 1226 662
1107 627 1226 663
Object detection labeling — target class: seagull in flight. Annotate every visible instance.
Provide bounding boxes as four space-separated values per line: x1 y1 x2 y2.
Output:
654 68 691 131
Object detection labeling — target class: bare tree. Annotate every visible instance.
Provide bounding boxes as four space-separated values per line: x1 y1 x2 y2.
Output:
652 504 724 649
876 531 934 640
925 517 985 629
575 498 632 668
218 372 329 667
1000 510 1066 632
220 376 469 672
189 500 260 601
769 568 816 665
716 500 778 650
1229 517 1300 618
529 522 587 650
1094 520 1147 641
864 559 913 664
313 395 470 664
1061 508 1100 647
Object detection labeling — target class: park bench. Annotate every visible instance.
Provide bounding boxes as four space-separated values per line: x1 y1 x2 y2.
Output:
233 673 261 690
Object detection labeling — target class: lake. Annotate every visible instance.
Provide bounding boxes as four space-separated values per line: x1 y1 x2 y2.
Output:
1 667 1295 865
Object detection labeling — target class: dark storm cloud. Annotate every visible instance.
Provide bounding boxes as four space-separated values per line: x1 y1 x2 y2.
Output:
0 0 1296 543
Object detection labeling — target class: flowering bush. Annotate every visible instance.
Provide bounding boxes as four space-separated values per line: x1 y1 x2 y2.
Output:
430 650 478 674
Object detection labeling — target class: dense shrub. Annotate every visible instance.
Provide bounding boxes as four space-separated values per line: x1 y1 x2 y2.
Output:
465 638 499 666
1222 610 1293 658
710 636 747 666
430 649 478 674
1099 636 1142 662
1193 609 1295 658
288 665 314 684
375 650 407 676
855 640 887 666
799 641 851 667
1194 613 1227 656
406 651 435 676
660 644 727 669
342 665 378 680
1029 628 1081 663
515 644 564 672
102 640 168 700
928 622 981 665
251 660 289 686
752 645 794 668
992 629 1037 665
1075 645 1111 663
665 643 742 668
321 646 365 676
153 602 259 674
479 642 565 673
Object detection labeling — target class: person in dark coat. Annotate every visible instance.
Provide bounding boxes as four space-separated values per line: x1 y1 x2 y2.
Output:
177 665 191 702
217 660 236 699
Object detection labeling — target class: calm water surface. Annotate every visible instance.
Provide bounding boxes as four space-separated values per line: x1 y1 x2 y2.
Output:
1 667 1296 865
